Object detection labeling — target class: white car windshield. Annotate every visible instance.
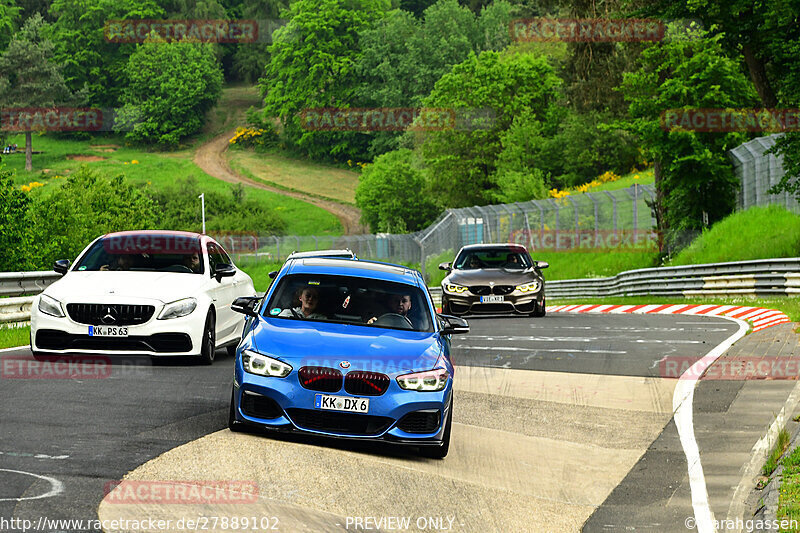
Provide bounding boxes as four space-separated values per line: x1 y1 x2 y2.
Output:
74 237 205 274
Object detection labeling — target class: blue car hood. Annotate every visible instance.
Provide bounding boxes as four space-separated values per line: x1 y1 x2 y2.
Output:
249 318 444 375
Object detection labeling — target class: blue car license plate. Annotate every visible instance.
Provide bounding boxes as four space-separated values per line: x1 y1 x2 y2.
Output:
315 394 369 413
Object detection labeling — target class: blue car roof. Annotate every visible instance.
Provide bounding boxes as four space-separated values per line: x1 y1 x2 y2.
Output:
282 258 424 288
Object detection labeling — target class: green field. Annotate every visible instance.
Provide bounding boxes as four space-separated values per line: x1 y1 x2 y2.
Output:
229 148 360 205
2 134 342 236
0 325 29 349
668 205 800 266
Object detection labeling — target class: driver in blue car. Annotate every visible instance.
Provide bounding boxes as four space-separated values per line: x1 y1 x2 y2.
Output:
367 293 412 325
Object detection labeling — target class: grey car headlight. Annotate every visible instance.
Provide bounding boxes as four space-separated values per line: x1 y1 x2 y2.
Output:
516 280 542 293
38 294 65 318
242 349 292 377
444 283 468 294
157 298 197 320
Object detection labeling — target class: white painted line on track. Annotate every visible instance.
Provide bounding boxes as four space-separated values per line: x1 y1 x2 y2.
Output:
458 346 627 354
0 345 28 353
673 316 749 533
0 469 64 501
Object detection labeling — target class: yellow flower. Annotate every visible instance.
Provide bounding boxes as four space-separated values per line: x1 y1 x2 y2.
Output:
634 174 639 179
20 185 30 192
347 160 353 167
131 160 139 164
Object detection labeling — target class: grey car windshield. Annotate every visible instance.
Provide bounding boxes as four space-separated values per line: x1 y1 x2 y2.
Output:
453 248 532 270
265 274 433 332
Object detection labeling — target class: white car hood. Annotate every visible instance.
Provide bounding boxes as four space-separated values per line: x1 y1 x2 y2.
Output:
44 271 209 304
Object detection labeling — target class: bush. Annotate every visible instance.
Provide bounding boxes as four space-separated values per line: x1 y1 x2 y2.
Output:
146 176 286 235
26 167 158 268
355 149 440 233
116 36 223 147
0 168 31 270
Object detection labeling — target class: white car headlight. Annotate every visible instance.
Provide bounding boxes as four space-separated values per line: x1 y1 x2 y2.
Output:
516 280 541 293
397 368 449 391
242 349 292 377
38 294 65 318
157 298 197 320
444 283 468 294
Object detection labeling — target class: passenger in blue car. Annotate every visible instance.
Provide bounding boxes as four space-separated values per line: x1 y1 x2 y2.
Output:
279 286 326 319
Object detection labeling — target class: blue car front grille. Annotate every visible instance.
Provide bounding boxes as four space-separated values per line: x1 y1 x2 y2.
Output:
298 366 343 393
285 408 393 436
344 371 390 396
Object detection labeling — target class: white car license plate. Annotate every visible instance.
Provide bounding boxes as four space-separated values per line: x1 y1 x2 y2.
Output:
315 394 369 413
480 295 505 303
89 326 129 337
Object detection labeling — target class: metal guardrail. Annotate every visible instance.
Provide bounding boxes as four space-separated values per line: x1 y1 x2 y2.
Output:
546 258 800 299
0 271 59 325
0 271 60 297
3 259 797 324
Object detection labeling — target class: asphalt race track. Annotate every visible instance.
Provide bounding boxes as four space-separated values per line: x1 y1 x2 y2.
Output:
0 313 793 532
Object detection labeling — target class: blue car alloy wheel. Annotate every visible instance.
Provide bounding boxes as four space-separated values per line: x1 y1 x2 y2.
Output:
226 258 469 459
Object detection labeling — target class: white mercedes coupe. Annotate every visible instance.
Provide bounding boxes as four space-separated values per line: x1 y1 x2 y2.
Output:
30 230 257 364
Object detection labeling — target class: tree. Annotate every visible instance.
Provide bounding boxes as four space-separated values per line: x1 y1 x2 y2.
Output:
619 25 758 252
0 0 19 51
26 167 157 268
419 50 562 206
0 167 30 270
48 0 163 107
355 149 440 232
115 35 223 147
259 0 389 159
0 14 72 171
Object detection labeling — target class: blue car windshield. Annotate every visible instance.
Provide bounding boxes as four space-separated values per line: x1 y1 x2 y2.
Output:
265 274 433 332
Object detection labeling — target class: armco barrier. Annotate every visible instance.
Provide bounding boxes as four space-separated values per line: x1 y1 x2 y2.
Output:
545 258 800 299
0 271 60 297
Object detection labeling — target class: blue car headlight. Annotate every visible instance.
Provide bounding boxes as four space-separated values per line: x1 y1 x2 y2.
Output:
242 349 292 378
396 368 449 392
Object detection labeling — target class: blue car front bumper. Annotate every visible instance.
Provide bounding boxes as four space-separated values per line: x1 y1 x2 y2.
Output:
232 363 452 445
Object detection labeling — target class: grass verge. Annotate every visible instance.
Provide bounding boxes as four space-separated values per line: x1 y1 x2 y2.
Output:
0 325 30 349
228 148 360 205
766 429 793 476
548 296 800 322
668 206 800 266
779 436 800 528
3 134 343 236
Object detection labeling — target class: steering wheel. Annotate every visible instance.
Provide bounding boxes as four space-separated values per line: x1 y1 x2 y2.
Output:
373 313 413 329
290 307 303 319
163 264 194 273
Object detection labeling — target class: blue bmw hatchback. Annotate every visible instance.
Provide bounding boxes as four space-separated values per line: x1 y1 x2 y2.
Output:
228 257 469 458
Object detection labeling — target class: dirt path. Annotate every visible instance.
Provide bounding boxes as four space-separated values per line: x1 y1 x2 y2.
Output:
193 129 366 235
